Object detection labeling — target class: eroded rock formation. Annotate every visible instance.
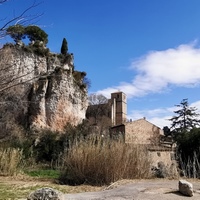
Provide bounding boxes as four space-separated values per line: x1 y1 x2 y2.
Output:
0 44 88 132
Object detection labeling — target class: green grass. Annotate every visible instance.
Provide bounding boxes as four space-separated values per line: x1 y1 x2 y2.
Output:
0 182 31 200
0 177 102 200
0 181 63 199
24 169 60 179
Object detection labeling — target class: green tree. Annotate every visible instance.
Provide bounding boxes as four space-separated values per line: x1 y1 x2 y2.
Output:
25 25 48 45
6 25 25 44
176 128 200 178
169 99 200 135
33 130 64 163
177 128 200 159
1 1 42 39
60 38 68 54
169 99 200 178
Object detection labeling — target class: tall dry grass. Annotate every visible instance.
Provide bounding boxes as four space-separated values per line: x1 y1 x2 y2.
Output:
59 137 152 185
0 148 22 176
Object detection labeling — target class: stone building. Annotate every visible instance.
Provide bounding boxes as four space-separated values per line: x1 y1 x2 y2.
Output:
87 91 164 145
110 92 127 126
110 118 162 145
86 91 127 128
87 91 175 168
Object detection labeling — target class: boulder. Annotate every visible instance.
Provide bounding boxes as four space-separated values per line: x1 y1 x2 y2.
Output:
27 187 64 200
178 180 193 197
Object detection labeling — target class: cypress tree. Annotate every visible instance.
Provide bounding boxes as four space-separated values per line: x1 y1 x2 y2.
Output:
61 38 68 54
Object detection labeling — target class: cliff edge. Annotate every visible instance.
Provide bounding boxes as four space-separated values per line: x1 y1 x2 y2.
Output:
0 44 88 133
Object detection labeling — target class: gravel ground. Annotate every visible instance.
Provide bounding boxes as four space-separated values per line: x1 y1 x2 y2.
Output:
64 179 200 200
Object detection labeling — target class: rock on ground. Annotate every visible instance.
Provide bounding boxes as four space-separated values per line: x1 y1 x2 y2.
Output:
27 187 64 200
179 179 194 197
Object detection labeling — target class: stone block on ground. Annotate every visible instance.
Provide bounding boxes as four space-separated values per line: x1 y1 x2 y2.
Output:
178 179 193 197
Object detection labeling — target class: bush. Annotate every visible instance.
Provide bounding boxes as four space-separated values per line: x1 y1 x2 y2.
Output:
33 130 65 165
73 71 86 83
57 53 72 65
176 128 200 178
22 43 50 57
59 136 152 186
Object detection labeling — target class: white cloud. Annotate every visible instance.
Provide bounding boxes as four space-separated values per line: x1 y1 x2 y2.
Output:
95 43 200 127
97 42 200 99
191 101 200 123
128 100 200 128
127 107 173 128
191 100 200 112
148 117 172 129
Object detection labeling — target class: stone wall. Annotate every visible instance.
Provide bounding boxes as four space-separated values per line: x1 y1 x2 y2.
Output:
150 150 175 167
124 118 163 144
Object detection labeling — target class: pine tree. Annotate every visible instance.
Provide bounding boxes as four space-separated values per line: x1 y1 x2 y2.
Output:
169 99 200 134
25 25 48 45
6 25 25 44
61 38 68 55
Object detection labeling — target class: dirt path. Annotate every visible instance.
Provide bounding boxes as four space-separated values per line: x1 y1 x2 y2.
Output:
65 179 200 200
1 177 200 199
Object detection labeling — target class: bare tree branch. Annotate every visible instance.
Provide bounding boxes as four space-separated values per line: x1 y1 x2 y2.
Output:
0 0 9 4
0 0 43 38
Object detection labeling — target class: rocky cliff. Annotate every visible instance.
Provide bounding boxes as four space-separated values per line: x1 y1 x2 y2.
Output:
0 44 88 132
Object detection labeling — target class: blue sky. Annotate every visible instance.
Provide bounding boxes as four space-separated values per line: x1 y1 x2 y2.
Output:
1 0 200 128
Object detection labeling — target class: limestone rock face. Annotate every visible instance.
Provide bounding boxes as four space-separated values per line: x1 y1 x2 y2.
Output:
178 179 194 197
0 45 88 131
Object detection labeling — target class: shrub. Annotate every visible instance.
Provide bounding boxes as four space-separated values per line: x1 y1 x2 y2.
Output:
176 128 200 178
73 71 86 82
33 130 65 165
59 136 152 186
57 53 71 65
63 121 93 148
22 42 50 57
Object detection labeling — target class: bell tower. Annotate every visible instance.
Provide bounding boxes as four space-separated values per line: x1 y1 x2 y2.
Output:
111 92 127 126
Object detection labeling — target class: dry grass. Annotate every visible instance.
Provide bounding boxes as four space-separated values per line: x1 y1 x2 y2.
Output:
59 137 152 185
0 176 102 199
0 148 22 176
